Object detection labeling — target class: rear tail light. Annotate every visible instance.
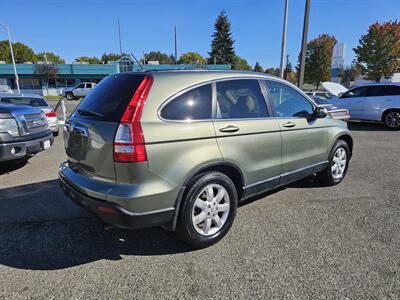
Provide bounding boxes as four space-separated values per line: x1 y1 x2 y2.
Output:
114 75 153 163
45 111 57 118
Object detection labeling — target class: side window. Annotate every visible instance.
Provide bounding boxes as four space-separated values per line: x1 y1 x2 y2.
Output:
341 87 368 98
86 83 92 89
380 85 400 96
215 79 268 119
160 84 212 121
365 86 384 97
76 83 85 88
265 81 314 118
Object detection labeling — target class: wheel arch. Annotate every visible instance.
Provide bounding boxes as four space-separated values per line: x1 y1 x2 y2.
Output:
336 134 353 158
381 108 400 121
167 161 245 231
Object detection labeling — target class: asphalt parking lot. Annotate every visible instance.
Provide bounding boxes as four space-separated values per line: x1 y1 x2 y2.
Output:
0 106 399 298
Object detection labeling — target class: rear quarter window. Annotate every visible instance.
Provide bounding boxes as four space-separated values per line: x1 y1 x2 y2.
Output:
160 84 212 121
76 74 145 122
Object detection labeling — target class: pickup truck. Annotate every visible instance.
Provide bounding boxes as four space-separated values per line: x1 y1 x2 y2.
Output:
62 82 96 100
0 103 53 163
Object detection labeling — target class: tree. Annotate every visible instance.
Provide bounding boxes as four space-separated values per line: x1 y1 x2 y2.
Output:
297 34 337 89
232 55 251 70
208 11 236 65
264 68 279 76
253 62 264 72
34 63 58 95
354 21 400 82
101 53 124 63
340 61 365 87
144 51 174 64
36 51 65 64
75 56 101 64
0 40 36 63
178 52 207 64
283 60 297 84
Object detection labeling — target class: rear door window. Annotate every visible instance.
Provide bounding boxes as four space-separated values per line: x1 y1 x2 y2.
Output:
215 79 268 119
160 84 212 121
75 74 145 122
379 85 400 96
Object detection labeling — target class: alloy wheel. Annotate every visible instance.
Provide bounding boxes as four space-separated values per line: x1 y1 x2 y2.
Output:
331 147 347 180
191 184 230 236
385 111 400 128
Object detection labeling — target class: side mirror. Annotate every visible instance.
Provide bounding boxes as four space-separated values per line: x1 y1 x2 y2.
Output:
313 106 328 119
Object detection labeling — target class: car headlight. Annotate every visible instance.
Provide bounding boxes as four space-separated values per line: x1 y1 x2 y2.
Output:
0 118 19 136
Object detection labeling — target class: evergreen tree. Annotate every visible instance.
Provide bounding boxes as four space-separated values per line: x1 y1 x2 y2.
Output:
254 62 264 72
208 11 236 65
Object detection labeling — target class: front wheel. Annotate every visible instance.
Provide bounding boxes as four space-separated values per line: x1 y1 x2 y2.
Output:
317 140 350 186
383 110 400 130
176 172 238 249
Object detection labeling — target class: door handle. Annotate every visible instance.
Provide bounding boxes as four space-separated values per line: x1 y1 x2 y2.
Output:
282 121 296 128
219 125 240 133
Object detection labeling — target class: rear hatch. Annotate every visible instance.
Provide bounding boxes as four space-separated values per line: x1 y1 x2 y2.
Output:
64 73 146 180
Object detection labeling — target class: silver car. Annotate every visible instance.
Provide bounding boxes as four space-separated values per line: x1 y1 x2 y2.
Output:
325 83 400 129
0 94 59 136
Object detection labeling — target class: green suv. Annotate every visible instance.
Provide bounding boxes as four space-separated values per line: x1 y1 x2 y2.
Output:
59 70 353 248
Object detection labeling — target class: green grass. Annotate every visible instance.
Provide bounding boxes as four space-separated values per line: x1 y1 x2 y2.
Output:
43 95 63 100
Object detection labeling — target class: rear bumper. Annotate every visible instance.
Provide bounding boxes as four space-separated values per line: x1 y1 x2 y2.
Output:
59 175 175 229
58 161 179 229
0 132 53 161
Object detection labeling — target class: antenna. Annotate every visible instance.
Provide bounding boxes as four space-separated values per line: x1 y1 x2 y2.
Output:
130 53 144 70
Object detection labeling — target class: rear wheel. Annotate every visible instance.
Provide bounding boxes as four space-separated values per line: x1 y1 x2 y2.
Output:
65 92 75 100
383 110 400 130
176 171 238 248
317 140 350 186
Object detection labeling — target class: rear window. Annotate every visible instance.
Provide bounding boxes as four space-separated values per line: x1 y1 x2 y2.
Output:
160 84 212 121
1 97 48 107
76 74 145 122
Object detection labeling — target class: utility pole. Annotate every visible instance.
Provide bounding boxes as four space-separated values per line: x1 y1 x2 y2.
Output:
298 0 311 89
174 26 177 64
279 0 289 79
0 23 20 93
284 54 290 79
118 18 123 55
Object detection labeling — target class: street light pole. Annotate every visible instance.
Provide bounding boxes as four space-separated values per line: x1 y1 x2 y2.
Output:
279 0 289 79
298 0 311 89
0 23 20 93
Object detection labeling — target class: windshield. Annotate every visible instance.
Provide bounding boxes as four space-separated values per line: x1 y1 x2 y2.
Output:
1 97 48 107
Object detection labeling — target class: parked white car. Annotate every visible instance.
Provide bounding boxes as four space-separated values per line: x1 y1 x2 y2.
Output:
323 82 400 129
62 82 96 100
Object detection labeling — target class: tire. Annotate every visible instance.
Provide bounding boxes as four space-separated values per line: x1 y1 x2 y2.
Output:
65 92 75 100
317 140 350 186
175 171 238 249
382 110 400 130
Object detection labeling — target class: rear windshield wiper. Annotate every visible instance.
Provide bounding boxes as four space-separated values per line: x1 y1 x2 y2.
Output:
77 108 103 118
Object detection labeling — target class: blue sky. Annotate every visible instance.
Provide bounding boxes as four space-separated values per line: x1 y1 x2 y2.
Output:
1 0 399 67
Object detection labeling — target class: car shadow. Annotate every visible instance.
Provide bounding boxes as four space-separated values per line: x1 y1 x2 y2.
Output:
0 180 192 271
348 121 393 131
0 158 29 175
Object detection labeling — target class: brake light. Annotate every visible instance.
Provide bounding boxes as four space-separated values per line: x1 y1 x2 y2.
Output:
45 111 57 118
114 75 153 163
